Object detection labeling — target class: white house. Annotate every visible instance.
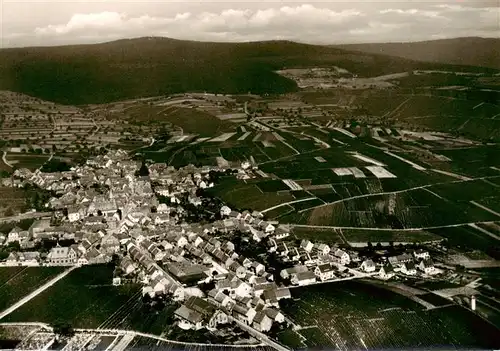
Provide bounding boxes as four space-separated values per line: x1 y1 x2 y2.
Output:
360 259 376 273
233 304 257 325
314 264 335 281
418 259 436 275
333 249 350 265
252 312 273 332
67 207 81 222
379 264 395 280
220 206 232 217
263 223 275 233
300 240 314 253
414 249 430 260
401 262 417 276
265 308 285 323
47 246 77 265
291 271 317 286
316 243 330 255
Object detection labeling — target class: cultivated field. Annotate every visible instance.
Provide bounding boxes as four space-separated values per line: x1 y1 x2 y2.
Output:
0 267 65 313
280 281 500 350
3 265 140 328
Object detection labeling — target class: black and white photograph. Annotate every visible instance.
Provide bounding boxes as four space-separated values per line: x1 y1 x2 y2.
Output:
0 0 499 350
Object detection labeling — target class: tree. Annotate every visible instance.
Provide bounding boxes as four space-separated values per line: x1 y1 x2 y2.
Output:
136 162 149 177
51 322 75 339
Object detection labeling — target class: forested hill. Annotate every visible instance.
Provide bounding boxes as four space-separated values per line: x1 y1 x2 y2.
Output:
0 37 497 105
335 37 500 70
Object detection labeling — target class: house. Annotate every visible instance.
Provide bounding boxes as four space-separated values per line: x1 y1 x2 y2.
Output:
300 240 314 253
379 264 395 280
401 262 417 276
121 257 136 275
208 310 229 330
232 280 252 298
254 282 277 298
229 262 246 279
360 259 376 273
67 206 82 222
275 288 292 300
208 290 233 308
273 227 289 240
280 265 308 280
414 249 430 260
6 227 23 244
47 246 77 265
232 303 257 325
21 252 41 265
388 253 413 266
418 259 436 275
263 223 275 233
250 261 266 276
314 264 335 281
265 308 285 323
100 234 120 254
291 271 317 286
220 206 231 217
174 305 204 330
252 311 273 332
6 252 20 265
332 249 350 265
28 218 52 237
315 243 330 255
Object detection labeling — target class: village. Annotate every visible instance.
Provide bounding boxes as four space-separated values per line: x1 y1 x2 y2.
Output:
0 148 455 343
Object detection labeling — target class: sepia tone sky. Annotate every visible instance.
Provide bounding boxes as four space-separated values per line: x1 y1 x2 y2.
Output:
1 0 499 47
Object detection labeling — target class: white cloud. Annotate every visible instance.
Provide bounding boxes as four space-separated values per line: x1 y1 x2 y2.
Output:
3 2 499 47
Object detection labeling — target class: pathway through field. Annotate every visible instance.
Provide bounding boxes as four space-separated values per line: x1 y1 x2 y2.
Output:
0 265 78 320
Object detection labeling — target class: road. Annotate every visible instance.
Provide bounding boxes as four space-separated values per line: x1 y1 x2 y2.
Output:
82 328 270 349
288 220 500 232
0 266 78 320
0 211 53 223
2 151 13 168
470 201 500 219
294 175 497 214
288 272 379 289
261 197 316 214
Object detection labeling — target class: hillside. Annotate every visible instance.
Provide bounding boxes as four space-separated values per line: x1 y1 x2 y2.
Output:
0 37 496 105
336 37 500 70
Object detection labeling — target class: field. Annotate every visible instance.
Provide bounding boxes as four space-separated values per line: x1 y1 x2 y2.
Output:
340 228 442 245
207 179 295 212
5 154 50 171
0 186 28 216
276 330 305 349
291 227 345 244
428 225 500 259
3 265 140 328
284 183 500 229
280 281 500 350
0 267 65 313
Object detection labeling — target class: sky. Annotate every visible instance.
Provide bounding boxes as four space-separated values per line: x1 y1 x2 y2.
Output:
1 0 499 48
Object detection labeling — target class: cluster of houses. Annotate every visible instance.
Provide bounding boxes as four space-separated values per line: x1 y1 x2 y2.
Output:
0 150 293 335
0 149 441 339
264 235 439 285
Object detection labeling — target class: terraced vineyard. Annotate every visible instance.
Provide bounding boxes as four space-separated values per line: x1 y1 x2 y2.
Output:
280 281 500 350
